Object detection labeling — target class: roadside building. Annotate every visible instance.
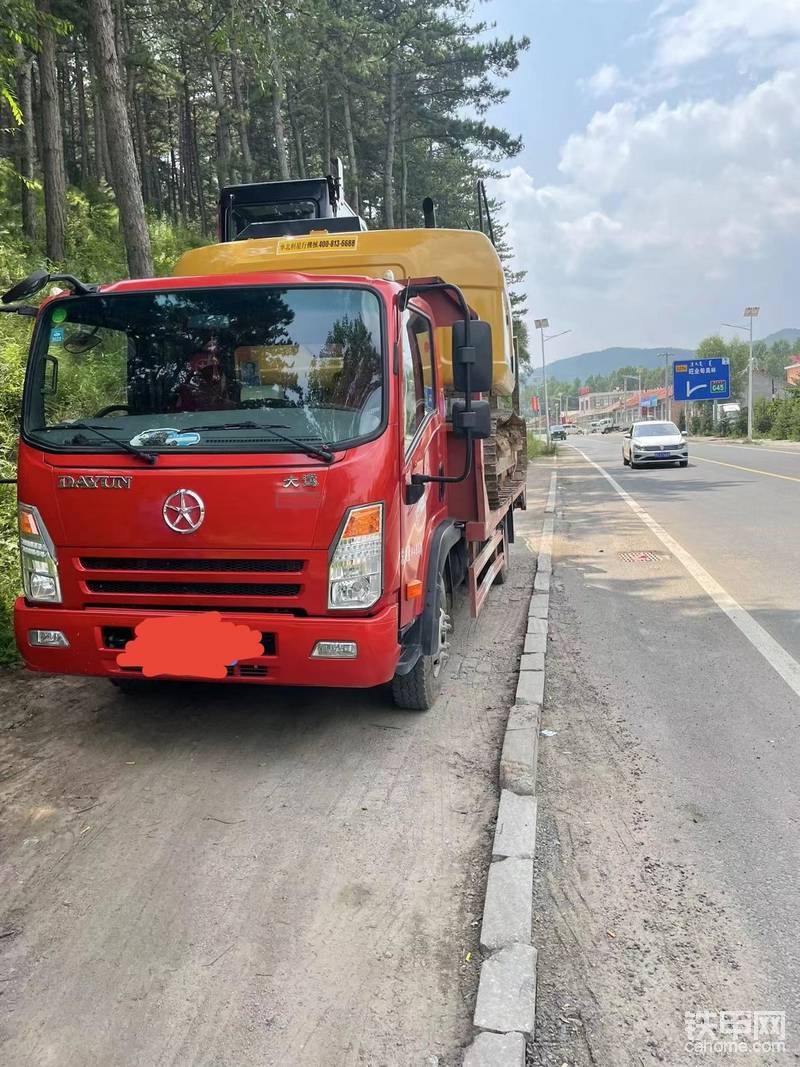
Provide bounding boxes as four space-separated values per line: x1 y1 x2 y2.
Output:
576 385 682 429
786 356 800 387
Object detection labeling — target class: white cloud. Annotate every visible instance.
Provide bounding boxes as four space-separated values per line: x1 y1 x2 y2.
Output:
492 70 800 353
656 0 800 69
586 64 625 95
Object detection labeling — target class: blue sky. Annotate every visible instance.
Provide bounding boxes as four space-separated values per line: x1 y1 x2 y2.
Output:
480 0 800 361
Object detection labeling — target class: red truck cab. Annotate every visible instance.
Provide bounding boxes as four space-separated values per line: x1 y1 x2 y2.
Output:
7 229 525 709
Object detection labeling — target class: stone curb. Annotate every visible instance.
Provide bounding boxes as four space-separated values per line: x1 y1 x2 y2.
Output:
463 469 556 1063
463 1031 526 1067
479 857 533 951
499 704 540 796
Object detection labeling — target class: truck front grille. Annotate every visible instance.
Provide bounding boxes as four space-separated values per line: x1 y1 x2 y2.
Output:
80 557 303 573
88 580 300 597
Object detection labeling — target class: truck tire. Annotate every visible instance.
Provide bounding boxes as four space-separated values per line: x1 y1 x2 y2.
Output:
391 574 452 711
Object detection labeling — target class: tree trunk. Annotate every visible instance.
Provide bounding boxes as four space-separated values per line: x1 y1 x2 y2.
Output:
36 0 67 261
342 88 359 213
132 86 152 204
230 51 253 183
322 79 332 173
190 104 208 235
266 21 290 180
399 115 407 229
88 0 153 277
75 53 92 185
92 81 110 182
60 52 78 184
208 51 233 188
15 45 37 240
383 57 398 228
166 96 181 222
287 88 306 179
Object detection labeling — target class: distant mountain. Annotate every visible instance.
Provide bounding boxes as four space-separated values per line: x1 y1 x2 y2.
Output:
533 346 695 384
762 328 800 347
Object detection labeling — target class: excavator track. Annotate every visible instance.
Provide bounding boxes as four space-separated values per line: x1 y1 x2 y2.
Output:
483 411 528 510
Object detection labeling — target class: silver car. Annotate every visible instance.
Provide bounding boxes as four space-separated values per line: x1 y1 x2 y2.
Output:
622 421 688 469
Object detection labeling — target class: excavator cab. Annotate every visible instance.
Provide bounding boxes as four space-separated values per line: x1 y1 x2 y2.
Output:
218 158 366 242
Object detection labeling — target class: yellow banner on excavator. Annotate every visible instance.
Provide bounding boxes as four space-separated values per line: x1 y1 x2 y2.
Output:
276 235 359 255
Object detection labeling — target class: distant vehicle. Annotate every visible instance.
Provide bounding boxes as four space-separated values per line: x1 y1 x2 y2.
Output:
549 425 567 441
564 424 584 435
622 421 688 469
600 421 619 434
716 402 741 424
591 417 615 433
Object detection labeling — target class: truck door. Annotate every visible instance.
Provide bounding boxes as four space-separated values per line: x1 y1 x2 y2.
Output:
399 308 446 629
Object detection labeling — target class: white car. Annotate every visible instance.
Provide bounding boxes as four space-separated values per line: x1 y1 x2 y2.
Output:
622 421 688 469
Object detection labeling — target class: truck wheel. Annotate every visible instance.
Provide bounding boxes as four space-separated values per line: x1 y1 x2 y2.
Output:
391 575 452 711
494 516 510 585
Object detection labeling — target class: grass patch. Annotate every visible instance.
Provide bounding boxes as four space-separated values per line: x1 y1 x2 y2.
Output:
527 431 557 459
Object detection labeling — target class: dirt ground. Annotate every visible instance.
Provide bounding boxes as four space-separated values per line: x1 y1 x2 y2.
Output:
0 476 549 1067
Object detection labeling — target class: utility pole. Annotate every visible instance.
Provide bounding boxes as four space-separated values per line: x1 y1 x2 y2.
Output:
622 374 641 426
745 307 759 439
723 307 760 439
664 353 672 422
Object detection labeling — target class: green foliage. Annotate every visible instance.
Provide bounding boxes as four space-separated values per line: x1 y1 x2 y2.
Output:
0 187 204 663
527 431 556 459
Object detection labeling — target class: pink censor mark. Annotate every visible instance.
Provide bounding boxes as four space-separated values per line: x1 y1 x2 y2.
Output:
117 612 264 679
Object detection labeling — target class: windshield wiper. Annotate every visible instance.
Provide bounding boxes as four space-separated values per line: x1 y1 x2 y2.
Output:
59 421 157 465
189 421 334 464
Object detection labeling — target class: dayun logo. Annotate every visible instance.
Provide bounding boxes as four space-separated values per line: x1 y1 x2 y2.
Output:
163 489 205 534
57 474 132 489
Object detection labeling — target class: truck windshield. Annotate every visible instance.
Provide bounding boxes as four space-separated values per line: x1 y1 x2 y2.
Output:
24 285 384 455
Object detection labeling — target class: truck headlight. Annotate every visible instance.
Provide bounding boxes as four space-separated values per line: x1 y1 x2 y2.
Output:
19 503 62 603
328 503 383 609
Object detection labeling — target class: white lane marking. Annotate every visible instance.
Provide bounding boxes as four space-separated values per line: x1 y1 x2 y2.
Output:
571 445 800 702
691 454 800 483
694 440 800 457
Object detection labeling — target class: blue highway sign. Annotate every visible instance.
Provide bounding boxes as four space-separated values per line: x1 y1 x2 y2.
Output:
673 358 730 401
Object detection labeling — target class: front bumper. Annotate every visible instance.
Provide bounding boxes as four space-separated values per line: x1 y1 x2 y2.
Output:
14 599 401 688
632 449 688 463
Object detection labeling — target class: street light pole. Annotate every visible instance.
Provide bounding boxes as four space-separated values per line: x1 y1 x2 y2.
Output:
535 320 572 446
664 353 672 422
535 319 551 447
748 313 754 439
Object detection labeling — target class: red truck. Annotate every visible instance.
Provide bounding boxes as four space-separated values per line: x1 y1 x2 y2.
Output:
2 174 527 709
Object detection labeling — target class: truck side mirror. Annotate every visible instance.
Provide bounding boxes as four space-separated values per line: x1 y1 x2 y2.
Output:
452 398 491 440
452 320 493 394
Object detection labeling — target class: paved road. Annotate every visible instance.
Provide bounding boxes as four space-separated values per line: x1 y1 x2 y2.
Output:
0 480 548 1067
532 434 800 1066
